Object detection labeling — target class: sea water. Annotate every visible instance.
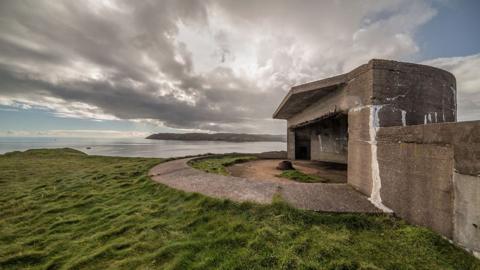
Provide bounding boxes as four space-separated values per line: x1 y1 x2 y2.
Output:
0 137 286 158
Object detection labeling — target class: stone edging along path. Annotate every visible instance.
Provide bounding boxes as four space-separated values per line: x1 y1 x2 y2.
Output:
149 158 380 213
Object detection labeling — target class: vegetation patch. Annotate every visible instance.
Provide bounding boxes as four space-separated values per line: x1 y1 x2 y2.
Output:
190 155 328 183
277 169 328 183
0 149 479 269
188 155 257 175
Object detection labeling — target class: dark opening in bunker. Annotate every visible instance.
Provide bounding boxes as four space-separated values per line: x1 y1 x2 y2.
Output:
294 113 348 164
294 127 311 160
293 113 348 182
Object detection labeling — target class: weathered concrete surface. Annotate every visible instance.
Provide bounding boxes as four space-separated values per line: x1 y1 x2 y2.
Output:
149 158 380 213
377 121 480 256
372 60 456 126
280 183 378 213
309 114 348 164
377 121 480 175
348 106 373 196
285 68 372 128
377 142 455 238
276 62 373 123
149 158 277 204
454 173 480 255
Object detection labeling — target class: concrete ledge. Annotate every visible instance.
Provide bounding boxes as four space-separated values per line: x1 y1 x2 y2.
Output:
149 158 380 213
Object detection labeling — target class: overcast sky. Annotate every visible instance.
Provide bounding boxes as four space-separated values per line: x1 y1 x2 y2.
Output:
0 0 479 137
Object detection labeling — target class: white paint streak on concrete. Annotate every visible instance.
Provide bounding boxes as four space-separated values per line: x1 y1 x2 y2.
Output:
368 105 393 213
450 86 457 119
385 94 406 101
349 106 364 113
401 110 407 126
318 135 323 152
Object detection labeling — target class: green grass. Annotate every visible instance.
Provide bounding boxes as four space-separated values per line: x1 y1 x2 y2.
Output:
0 149 478 269
277 169 327 183
189 155 257 175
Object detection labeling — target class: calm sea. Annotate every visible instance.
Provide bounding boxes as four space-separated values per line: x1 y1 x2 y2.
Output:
0 137 286 158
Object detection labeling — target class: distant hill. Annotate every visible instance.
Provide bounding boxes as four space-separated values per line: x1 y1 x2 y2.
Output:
145 133 286 142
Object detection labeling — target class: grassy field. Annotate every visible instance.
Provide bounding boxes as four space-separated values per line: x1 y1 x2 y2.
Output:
0 149 479 269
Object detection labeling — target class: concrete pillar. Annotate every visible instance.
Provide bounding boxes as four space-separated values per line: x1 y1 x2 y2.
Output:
287 128 295 160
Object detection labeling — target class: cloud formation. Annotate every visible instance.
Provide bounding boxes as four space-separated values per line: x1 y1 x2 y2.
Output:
0 129 149 138
423 53 480 121
0 0 476 133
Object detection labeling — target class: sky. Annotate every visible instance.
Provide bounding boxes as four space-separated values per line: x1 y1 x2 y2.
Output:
0 0 479 137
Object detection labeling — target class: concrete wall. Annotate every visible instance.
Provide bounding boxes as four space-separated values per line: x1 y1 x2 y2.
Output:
376 121 480 256
348 106 374 196
310 115 348 164
377 141 455 237
347 60 456 197
372 60 457 127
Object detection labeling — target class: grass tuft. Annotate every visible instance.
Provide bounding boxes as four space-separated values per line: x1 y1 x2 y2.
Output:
277 169 328 183
0 252 46 267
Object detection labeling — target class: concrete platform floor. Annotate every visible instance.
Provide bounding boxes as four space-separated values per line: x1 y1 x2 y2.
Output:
228 159 347 183
149 158 380 213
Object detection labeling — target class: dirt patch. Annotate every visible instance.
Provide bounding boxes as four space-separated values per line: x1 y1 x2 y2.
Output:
227 159 347 183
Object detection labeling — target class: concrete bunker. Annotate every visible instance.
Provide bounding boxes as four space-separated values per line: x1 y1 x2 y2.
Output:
273 59 480 257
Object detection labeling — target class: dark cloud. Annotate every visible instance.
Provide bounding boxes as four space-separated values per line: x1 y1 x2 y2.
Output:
0 0 284 132
1 0 464 133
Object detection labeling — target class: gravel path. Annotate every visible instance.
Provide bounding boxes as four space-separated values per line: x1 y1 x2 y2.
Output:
149 158 381 213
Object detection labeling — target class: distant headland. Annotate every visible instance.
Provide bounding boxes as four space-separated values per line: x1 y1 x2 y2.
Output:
145 133 286 142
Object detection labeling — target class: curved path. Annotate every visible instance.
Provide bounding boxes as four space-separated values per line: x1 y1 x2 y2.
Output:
149 158 380 213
